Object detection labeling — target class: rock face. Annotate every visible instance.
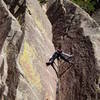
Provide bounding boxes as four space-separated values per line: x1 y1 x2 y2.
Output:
1 0 100 100
92 9 100 25
0 0 57 100
47 0 100 100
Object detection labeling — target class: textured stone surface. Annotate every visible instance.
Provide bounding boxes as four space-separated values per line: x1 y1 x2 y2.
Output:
47 0 100 100
92 9 100 25
0 0 57 100
1 0 100 100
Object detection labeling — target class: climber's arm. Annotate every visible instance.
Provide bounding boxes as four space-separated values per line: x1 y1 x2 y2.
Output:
62 52 73 58
59 52 73 62
62 52 73 57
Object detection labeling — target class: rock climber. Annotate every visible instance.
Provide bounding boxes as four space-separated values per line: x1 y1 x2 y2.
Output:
46 45 73 66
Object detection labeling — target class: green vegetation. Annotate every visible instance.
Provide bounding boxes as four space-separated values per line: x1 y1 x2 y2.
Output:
72 0 97 14
38 0 100 14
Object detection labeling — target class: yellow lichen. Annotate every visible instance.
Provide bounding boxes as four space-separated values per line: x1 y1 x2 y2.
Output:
35 17 45 33
19 41 42 91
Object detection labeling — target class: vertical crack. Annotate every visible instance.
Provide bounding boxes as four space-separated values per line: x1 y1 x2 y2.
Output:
2 0 26 99
47 1 98 100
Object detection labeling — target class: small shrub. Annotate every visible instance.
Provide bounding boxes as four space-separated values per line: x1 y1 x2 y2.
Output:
72 0 97 14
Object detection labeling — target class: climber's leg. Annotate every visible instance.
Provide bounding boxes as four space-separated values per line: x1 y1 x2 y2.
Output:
46 52 59 66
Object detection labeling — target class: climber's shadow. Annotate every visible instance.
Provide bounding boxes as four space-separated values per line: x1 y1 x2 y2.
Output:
58 61 74 78
52 59 74 78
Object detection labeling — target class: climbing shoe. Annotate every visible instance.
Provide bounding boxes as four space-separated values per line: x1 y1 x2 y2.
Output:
46 62 51 66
